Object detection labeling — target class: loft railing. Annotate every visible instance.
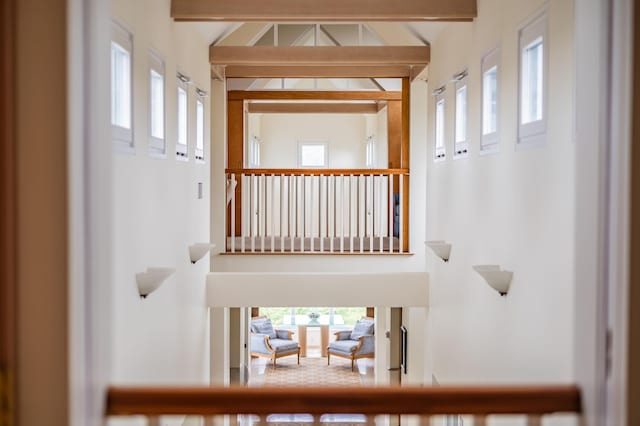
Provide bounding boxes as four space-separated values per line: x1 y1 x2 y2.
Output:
106 385 581 425
225 168 410 254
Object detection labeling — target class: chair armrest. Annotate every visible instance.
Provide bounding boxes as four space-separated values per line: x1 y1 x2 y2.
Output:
354 334 375 355
334 330 352 341
250 333 274 354
276 329 295 340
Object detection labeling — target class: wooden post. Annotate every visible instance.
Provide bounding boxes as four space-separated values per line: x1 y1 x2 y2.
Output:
401 77 410 252
227 99 244 241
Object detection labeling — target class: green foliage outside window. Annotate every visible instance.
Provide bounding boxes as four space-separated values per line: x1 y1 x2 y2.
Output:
259 307 367 327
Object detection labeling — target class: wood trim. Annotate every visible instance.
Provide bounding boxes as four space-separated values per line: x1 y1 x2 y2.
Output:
210 46 429 68
172 0 477 22
222 65 413 79
106 385 580 416
225 168 409 176
401 77 410 252
227 100 244 238
247 102 379 115
228 91 402 101
629 5 640 425
1 0 16 423
366 307 375 318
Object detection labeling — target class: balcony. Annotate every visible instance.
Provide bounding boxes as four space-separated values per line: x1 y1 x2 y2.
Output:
225 168 409 254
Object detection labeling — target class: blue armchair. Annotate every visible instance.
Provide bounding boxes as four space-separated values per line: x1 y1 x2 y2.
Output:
327 318 375 371
250 317 300 368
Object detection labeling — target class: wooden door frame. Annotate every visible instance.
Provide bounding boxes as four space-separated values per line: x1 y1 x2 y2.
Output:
1 0 17 423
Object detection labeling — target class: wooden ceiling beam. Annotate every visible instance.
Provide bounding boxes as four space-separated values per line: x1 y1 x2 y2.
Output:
172 0 477 22
210 46 429 67
247 102 379 114
228 91 402 101
218 65 413 80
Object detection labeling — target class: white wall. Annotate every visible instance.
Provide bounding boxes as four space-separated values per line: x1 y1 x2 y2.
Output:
426 0 575 389
110 0 211 396
253 113 370 168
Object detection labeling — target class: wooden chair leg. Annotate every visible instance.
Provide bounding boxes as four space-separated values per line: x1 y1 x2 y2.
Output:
297 351 300 365
327 352 330 365
273 357 277 369
351 359 354 372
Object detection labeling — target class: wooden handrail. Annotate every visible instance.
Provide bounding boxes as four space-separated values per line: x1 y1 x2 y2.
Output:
106 385 581 416
225 168 409 176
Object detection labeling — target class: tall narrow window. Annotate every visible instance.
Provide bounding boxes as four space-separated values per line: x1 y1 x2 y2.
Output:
110 21 133 151
481 48 499 152
148 50 165 155
518 13 547 146
434 89 446 161
176 75 188 159
453 72 468 157
248 136 260 167
195 89 206 161
365 136 375 168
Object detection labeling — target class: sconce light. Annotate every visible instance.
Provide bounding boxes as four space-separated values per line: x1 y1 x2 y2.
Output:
188 243 215 264
451 69 468 82
196 88 208 98
177 72 191 84
425 240 452 262
472 265 513 296
431 85 446 96
135 267 175 299
226 177 238 207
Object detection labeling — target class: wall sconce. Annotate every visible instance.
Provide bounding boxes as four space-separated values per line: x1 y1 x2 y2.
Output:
189 243 215 264
136 267 176 299
226 177 238 207
177 72 191 84
425 240 452 262
472 265 513 296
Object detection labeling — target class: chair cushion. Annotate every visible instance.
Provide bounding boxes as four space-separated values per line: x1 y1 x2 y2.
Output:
328 340 359 355
269 339 299 353
252 318 277 339
350 319 374 340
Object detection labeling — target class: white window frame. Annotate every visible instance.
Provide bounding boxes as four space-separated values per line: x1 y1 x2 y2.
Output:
176 76 188 160
297 140 329 168
248 136 260 167
365 136 376 168
433 88 446 161
481 47 500 153
518 12 547 147
110 20 134 153
148 49 166 156
195 89 206 162
453 73 468 158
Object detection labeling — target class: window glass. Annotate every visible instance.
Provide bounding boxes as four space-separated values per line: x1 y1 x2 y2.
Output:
521 36 543 124
111 42 131 129
434 97 445 160
150 69 164 139
298 142 328 167
196 98 205 158
455 84 467 145
177 86 187 147
482 65 498 135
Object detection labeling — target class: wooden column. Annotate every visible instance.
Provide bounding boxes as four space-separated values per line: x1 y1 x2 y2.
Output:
227 99 244 238
401 77 410 252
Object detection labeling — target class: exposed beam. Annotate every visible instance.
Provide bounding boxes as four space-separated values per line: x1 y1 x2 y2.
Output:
172 0 477 22
210 46 429 67
228 91 402 101
219 65 415 80
247 102 379 114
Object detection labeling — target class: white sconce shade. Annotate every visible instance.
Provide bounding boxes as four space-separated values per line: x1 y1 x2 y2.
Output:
425 240 452 262
226 177 238 207
136 267 175 298
472 265 513 296
189 243 215 264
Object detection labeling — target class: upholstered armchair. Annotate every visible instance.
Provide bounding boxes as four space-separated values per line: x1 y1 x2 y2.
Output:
327 318 375 371
250 317 300 368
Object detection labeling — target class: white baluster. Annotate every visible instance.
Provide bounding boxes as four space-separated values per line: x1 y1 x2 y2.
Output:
340 174 345 253
280 174 285 253
271 173 275 253
399 173 404 253
370 174 374 253
230 173 236 253
310 175 315 252
261 174 266 253
389 174 394 253
250 174 255 252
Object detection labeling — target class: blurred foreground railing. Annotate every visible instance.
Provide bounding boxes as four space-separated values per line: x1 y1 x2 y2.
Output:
107 385 581 425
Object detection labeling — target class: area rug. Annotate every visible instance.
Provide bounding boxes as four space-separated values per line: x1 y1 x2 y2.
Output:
257 357 363 387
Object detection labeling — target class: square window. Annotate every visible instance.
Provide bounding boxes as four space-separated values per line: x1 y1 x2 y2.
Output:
110 21 133 151
298 141 328 168
481 48 500 152
518 13 547 146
